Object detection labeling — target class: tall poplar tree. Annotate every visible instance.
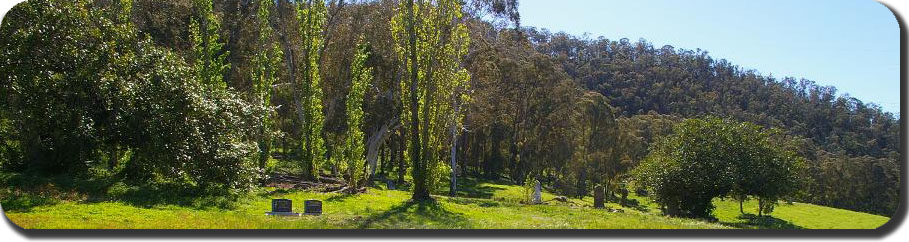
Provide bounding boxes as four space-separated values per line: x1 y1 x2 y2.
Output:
344 41 373 190
190 0 230 90
299 0 328 180
392 0 470 200
251 0 284 171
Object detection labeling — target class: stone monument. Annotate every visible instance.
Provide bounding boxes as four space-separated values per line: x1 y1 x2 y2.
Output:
593 185 605 208
532 180 542 204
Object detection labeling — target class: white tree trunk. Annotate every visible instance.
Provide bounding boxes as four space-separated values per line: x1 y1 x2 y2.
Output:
366 117 400 180
449 104 459 196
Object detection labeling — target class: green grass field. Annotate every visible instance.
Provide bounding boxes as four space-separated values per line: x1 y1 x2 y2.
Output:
2 178 891 229
712 198 891 229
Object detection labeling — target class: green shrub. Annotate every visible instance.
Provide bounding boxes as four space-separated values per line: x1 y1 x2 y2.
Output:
0 0 264 193
523 176 537 204
632 117 804 218
106 182 132 198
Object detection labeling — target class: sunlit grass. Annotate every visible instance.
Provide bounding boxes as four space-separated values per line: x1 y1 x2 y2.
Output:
712 198 890 229
2 178 889 229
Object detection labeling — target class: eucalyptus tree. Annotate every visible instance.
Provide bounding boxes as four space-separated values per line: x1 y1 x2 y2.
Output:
572 92 620 199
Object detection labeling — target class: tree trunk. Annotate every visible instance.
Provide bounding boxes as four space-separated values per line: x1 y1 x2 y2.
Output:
108 145 118 171
275 0 307 178
282 124 288 157
604 179 611 204
449 120 458 197
366 117 399 180
378 144 386 177
449 102 459 197
407 0 429 201
397 130 406 184
301 0 317 181
758 199 763 216
258 139 269 171
221 0 251 86
740 199 744 214
385 145 394 175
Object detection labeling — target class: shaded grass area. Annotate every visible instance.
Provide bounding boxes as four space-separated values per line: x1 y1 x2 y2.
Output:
1 175 890 229
0 171 246 213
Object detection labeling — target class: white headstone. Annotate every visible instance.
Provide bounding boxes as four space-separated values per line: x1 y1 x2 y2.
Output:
532 180 542 204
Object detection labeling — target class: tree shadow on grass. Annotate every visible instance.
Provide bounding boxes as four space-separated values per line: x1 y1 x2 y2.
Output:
720 213 803 229
447 178 505 199
357 199 471 229
0 172 114 212
111 183 242 210
0 191 62 212
257 188 294 198
613 196 652 213
324 192 356 202
443 197 501 207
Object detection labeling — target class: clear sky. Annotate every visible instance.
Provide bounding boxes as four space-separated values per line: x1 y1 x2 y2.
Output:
518 0 900 115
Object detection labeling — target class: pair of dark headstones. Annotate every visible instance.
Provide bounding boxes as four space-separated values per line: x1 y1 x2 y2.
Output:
266 199 321 216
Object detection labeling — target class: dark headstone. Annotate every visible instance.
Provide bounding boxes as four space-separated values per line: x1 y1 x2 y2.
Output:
386 180 396 190
272 199 293 213
593 185 605 208
304 200 322 215
266 199 300 216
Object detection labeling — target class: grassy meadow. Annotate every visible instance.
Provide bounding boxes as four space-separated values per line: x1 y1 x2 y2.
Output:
2 177 890 229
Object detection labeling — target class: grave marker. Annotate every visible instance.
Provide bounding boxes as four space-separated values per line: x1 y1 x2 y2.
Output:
532 180 542 204
266 199 301 216
594 185 605 208
304 200 322 215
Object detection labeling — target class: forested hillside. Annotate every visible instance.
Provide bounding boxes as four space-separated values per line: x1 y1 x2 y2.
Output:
512 29 902 215
0 0 899 220
463 4 899 215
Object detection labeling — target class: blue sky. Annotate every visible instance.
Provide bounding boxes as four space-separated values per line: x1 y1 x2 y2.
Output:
518 0 900 115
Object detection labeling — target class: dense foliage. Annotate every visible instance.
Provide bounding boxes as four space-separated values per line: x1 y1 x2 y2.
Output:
520 31 899 216
250 0 283 171
0 0 265 192
189 0 230 90
298 0 328 180
633 118 804 217
391 0 471 200
0 0 899 216
343 41 371 190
